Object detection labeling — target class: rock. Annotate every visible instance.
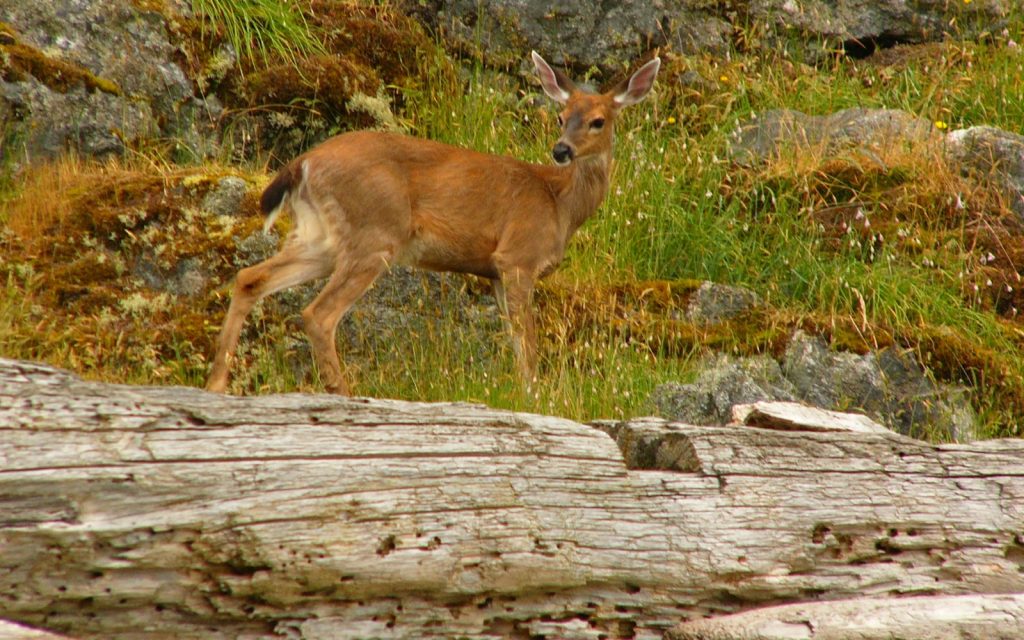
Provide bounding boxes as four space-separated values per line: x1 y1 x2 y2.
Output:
781 330 975 439
201 176 249 218
652 354 798 426
429 0 731 71
341 267 502 366
946 125 1024 220
748 0 1011 58
1 71 155 159
652 330 976 440
133 255 207 298
422 0 1009 73
732 400 894 435
0 0 214 162
686 281 763 324
729 107 937 166
782 330 885 410
593 417 702 472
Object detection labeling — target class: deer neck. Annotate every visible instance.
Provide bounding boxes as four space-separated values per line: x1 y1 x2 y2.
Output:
556 149 612 237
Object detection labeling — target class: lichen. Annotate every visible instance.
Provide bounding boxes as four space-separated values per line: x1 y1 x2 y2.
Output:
346 90 402 132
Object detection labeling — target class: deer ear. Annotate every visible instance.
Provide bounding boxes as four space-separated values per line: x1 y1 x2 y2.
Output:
531 51 574 104
612 57 661 108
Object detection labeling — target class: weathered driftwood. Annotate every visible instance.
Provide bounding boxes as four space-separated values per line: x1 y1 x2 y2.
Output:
669 593 1024 640
3 358 1024 640
0 620 74 640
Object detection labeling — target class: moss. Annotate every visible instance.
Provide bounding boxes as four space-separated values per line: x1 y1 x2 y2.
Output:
309 2 431 86
536 278 782 361
0 24 121 95
246 55 380 115
2 159 268 377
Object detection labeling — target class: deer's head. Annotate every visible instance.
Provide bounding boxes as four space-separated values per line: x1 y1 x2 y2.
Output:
532 52 661 167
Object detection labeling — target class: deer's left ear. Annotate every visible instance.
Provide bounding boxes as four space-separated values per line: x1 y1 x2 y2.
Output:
612 57 661 108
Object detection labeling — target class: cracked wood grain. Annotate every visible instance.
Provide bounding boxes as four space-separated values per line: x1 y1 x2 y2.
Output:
669 593 1024 639
2 358 1024 639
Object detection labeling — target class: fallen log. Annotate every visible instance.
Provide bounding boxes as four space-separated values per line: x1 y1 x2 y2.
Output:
2 358 1023 639
669 593 1024 640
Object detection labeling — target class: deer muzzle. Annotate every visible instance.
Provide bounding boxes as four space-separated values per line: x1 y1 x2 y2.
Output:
552 142 574 166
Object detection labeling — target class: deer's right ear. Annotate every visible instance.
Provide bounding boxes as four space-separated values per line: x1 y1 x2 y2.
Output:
532 51 573 104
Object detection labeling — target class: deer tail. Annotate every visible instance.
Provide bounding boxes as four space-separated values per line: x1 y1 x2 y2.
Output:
260 161 302 233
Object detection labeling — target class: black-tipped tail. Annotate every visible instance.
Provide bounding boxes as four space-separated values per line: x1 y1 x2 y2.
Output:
260 163 297 215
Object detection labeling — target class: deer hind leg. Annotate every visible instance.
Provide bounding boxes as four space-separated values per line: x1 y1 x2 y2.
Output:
206 243 332 393
301 251 390 395
492 278 512 334
496 268 538 386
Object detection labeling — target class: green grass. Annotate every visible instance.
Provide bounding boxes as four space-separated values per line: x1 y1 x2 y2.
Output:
189 0 325 69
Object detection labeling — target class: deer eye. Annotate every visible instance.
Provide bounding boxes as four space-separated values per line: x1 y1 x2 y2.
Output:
557 114 565 127
590 117 605 130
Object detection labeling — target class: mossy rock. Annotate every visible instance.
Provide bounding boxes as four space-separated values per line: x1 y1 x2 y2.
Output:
0 25 120 95
246 55 381 115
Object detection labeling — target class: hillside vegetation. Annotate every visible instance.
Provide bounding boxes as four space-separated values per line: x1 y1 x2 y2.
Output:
2 2 1023 438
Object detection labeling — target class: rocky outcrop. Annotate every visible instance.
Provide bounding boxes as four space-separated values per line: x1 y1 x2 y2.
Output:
427 0 731 69
0 0 215 162
747 0 1011 57
652 331 976 440
425 0 1010 71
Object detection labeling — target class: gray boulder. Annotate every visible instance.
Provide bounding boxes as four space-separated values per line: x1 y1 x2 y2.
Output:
686 281 763 325
946 126 1024 220
652 354 798 426
0 0 215 161
782 331 975 440
729 107 937 165
201 177 250 218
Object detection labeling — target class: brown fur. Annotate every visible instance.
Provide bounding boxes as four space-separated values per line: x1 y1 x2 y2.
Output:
206 53 660 395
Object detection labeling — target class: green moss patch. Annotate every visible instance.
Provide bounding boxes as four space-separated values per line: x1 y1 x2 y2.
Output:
0 23 121 95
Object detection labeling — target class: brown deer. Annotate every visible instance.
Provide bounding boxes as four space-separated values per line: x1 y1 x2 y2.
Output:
206 51 660 395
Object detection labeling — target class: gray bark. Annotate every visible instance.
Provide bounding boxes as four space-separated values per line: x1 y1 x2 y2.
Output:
2 358 1024 639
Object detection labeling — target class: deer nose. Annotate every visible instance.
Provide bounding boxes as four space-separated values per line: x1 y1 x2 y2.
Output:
552 142 574 165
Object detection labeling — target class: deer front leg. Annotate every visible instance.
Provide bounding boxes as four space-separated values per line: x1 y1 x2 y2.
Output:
301 253 389 395
497 269 538 385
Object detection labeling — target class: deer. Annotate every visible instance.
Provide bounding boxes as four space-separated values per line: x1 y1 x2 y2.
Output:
205 51 661 395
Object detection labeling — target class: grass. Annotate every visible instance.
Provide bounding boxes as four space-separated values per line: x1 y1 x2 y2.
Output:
2 10 1024 436
188 0 325 70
